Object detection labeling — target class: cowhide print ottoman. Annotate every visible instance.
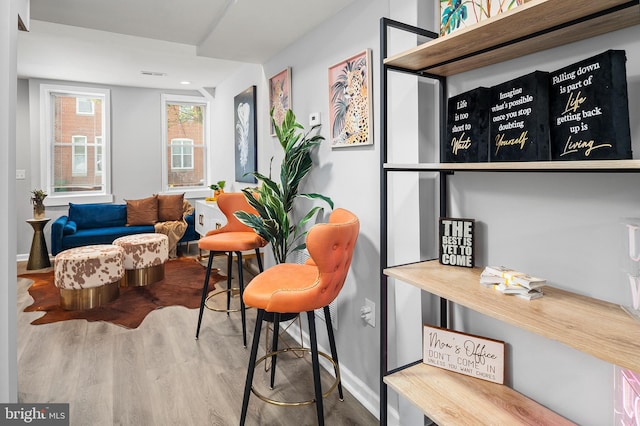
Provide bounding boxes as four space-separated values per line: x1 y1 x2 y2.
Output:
113 233 169 287
54 245 125 310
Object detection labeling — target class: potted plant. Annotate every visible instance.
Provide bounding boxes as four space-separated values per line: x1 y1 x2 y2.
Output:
209 180 226 201
30 189 47 219
235 109 333 265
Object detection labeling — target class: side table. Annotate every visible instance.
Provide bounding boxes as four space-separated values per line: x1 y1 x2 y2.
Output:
26 218 51 270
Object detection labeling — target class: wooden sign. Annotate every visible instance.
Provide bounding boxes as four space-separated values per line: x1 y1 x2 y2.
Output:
489 71 550 162
423 325 505 384
549 50 632 161
439 217 474 267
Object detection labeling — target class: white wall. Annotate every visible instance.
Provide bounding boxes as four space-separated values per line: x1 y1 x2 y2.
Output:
1 0 19 404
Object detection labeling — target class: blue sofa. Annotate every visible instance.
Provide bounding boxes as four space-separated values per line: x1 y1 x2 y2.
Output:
51 203 198 255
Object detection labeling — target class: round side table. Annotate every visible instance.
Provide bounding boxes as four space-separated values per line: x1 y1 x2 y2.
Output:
26 218 51 270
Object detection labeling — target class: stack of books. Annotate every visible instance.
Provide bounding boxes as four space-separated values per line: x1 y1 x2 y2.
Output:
480 266 546 300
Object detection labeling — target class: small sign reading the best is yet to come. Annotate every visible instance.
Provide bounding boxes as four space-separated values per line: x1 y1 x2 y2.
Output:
439 217 475 267
423 325 505 384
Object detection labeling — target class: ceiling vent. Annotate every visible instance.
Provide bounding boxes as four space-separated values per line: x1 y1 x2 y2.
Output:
140 71 167 77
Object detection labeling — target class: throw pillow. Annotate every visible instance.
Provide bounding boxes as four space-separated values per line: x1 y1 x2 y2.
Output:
126 195 158 226
157 193 184 222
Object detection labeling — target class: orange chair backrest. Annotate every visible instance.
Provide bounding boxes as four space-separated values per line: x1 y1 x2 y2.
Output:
215 192 260 233
304 208 360 309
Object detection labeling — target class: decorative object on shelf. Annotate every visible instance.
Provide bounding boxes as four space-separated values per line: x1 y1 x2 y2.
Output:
489 71 550 162
622 219 640 322
234 86 258 183
439 217 474 267
445 87 490 162
269 67 291 136
439 0 530 36
208 180 226 201
235 109 333 265
549 50 632 161
30 188 47 219
329 49 373 148
480 266 546 299
614 366 640 425
423 325 505 384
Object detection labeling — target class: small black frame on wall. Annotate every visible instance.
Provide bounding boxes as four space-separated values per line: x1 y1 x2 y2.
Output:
439 217 475 268
234 85 257 183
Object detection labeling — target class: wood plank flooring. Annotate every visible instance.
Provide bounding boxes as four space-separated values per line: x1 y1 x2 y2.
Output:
16 254 377 426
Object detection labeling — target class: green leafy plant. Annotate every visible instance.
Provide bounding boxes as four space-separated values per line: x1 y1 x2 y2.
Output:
30 189 47 205
209 180 226 191
235 109 333 264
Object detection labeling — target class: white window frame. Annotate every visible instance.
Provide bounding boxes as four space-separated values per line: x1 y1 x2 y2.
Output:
161 94 210 196
40 84 112 205
170 138 194 170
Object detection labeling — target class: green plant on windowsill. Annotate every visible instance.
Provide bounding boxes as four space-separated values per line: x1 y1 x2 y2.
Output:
235 109 333 265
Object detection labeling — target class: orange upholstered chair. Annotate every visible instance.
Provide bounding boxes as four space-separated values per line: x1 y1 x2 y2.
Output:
195 192 267 346
240 208 359 425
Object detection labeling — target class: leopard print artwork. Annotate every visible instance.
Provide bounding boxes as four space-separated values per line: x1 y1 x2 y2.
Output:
341 64 369 145
271 80 286 129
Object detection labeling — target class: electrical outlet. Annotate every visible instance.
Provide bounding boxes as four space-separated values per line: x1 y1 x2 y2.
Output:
309 112 321 126
16 169 26 180
360 298 375 327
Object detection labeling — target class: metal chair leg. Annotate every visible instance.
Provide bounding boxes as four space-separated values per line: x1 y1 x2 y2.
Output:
236 251 247 347
254 248 264 272
240 309 264 426
324 305 343 400
269 313 281 389
195 252 215 339
307 310 325 426
226 252 233 314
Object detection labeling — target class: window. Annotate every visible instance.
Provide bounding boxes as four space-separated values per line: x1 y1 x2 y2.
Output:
76 97 95 115
41 85 111 203
71 135 87 176
161 94 209 191
171 138 194 170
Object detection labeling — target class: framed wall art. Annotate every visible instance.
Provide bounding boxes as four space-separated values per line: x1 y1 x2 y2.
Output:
328 48 373 148
269 67 291 136
234 86 257 183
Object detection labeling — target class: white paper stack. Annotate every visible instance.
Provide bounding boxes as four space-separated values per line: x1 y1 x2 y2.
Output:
480 266 546 300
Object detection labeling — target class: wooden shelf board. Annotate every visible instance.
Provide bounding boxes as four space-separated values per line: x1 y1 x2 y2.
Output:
384 159 640 172
384 363 574 425
384 261 640 373
384 0 640 76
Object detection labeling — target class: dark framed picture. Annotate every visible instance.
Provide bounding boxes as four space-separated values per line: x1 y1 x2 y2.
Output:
439 217 475 267
234 86 257 183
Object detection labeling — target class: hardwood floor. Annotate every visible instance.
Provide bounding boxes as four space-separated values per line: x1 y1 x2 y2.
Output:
16 254 377 426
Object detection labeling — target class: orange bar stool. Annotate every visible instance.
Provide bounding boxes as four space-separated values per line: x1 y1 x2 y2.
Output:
195 193 266 346
240 208 359 425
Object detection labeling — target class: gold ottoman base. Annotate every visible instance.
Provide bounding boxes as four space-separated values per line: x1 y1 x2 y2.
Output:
59 280 120 310
120 263 165 287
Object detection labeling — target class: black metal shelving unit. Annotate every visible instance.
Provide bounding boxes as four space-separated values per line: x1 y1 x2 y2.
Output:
378 2 640 424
